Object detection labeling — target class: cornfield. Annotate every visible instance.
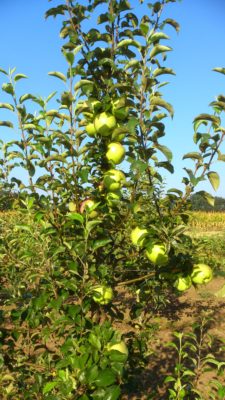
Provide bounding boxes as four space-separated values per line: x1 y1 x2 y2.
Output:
188 211 225 235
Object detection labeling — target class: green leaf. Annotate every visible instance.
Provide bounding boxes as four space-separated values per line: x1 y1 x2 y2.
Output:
124 59 139 70
0 103 14 111
149 32 169 44
2 83 14 95
48 71 67 82
46 91 57 103
117 39 141 49
163 18 180 32
74 79 94 91
14 73 28 82
0 121 14 128
164 376 176 383
150 45 172 59
193 114 220 131
182 152 202 161
67 213 84 223
217 150 225 162
95 369 117 387
207 171 220 191
130 159 148 173
156 161 174 173
23 123 39 130
44 155 66 163
150 96 174 118
45 5 67 19
63 51 74 66
43 381 58 394
89 333 101 350
213 67 225 75
197 190 215 207
155 144 173 161
152 67 175 77
92 239 112 251
0 67 7 75
19 93 36 103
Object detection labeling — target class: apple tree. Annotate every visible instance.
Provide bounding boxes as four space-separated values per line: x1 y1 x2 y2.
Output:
0 0 225 398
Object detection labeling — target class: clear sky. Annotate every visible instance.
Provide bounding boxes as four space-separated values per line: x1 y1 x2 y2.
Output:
0 0 225 197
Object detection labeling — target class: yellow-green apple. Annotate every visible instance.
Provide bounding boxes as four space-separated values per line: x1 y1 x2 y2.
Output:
191 264 213 285
68 201 77 212
86 122 97 137
106 142 125 164
92 285 113 305
145 243 168 265
112 97 129 121
130 226 148 247
94 112 117 136
173 275 192 291
103 169 126 191
80 199 98 218
106 190 122 207
107 341 128 357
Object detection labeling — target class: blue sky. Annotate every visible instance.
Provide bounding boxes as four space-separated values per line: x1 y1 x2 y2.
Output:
0 0 225 197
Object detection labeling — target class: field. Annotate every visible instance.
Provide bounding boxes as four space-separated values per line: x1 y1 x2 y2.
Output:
189 211 225 237
1 210 225 399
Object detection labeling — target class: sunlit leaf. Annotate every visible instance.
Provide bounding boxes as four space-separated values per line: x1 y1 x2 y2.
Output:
150 96 174 118
150 45 172 59
197 190 215 207
0 121 14 128
207 171 220 191
48 71 67 82
154 144 173 161
213 67 225 75
163 18 180 32
0 103 14 111
153 67 175 77
182 152 202 161
14 73 28 82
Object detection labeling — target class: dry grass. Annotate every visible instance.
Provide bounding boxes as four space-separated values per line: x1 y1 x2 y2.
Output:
188 211 225 236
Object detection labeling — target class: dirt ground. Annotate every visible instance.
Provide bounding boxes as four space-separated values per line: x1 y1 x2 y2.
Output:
117 277 225 400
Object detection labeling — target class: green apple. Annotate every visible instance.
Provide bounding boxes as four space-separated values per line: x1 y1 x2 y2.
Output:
86 122 97 137
92 286 113 305
94 112 117 136
80 199 98 218
173 275 192 291
103 169 126 192
68 201 77 212
108 341 128 356
106 190 122 207
112 98 129 121
130 226 148 247
145 243 168 265
106 142 125 165
191 264 213 285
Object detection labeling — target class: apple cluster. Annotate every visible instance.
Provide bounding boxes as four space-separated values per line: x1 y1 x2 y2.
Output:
81 96 130 208
130 226 168 265
173 263 213 291
130 227 213 292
